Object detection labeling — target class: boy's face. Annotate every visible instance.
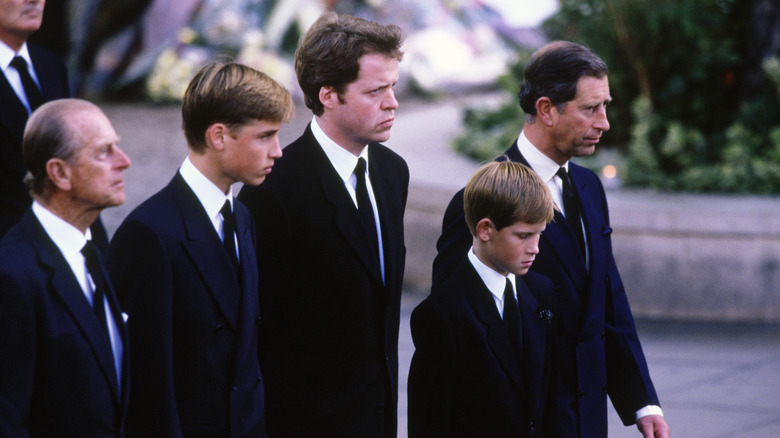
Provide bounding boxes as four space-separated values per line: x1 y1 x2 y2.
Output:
480 219 546 276
221 119 283 187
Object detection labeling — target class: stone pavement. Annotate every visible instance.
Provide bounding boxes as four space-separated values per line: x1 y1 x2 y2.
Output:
100 94 780 438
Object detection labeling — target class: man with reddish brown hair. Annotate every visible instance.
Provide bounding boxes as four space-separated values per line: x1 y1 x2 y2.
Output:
239 11 408 437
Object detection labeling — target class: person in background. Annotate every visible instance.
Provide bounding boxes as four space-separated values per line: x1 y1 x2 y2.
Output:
0 0 111 248
433 41 670 438
0 98 131 437
238 11 408 437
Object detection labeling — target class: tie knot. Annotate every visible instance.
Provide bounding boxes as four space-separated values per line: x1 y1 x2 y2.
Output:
81 240 100 262
220 200 232 216
355 157 367 176
556 166 569 181
10 56 27 71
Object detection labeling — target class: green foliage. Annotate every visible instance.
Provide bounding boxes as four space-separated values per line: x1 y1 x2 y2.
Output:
452 50 531 162
456 0 780 193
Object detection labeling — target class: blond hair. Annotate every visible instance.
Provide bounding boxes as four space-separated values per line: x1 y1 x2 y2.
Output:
182 61 294 152
464 160 555 235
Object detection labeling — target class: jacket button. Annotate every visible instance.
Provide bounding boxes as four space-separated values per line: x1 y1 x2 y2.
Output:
528 420 535 432
232 385 238 391
579 389 585 399
214 324 224 334
600 330 606 341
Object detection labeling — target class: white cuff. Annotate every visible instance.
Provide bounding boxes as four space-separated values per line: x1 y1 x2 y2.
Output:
635 405 664 421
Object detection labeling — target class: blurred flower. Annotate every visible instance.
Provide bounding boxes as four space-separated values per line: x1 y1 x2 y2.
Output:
146 43 210 103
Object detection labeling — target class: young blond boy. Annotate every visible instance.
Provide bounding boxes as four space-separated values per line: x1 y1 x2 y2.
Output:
408 160 556 437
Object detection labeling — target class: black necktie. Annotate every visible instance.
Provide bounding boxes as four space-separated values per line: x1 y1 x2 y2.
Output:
81 240 110 339
557 167 585 259
503 278 523 365
354 158 379 259
10 56 44 112
220 200 239 275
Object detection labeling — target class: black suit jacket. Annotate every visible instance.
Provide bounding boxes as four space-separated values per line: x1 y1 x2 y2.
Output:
238 124 409 437
0 208 129 437
0 45 69 238
107 173 266 438
433 143 660 437
408 256 555 438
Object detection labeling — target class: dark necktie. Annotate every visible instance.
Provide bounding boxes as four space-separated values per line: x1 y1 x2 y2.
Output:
81 240 110 339
220 200 239 275
10 56 44 112
354 158 379 259
557 167 585 259
503 278 523 366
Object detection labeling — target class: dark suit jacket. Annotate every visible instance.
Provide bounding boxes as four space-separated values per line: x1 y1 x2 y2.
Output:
237 124 409 437
433 143 660 437
107 173 266 438
408 257 555 438
0 44 69 238
0 208 129 437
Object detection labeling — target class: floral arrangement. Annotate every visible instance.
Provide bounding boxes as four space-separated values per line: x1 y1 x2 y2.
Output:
145 1 299 103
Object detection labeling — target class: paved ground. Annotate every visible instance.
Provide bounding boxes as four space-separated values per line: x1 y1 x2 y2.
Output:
100 94 780 438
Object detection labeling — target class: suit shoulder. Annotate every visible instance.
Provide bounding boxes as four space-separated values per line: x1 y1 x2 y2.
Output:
113 184 181 239
370 142 408 169
0 232 38 277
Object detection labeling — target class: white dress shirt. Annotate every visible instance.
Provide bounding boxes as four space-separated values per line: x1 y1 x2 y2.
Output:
467 247 517 319
311 117 385 282
515 131 662 421
179 157 239 260
32 201 124 383
0 41 41 115
517 131 590 265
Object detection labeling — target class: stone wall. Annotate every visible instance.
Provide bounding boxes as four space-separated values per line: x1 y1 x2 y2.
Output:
403 185 780 323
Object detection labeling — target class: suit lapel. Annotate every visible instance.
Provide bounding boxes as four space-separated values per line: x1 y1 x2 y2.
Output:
462 263 524 392
515 278 547 401
368 146 403 289
22 211 121 400
305 129 384 286
171 174 241 330
230 202 259 378
0 71 28 146
504 144 588 290
29 45 69 102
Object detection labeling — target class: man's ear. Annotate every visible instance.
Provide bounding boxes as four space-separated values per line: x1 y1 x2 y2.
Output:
319 86 338 110
475 218 494 243
46 158 72 191
535 97 556 127
205 123 229 151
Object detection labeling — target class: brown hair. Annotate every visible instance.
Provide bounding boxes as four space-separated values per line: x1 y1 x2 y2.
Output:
464 160 555 236
294 11 404 116
182 61 294 152
518 40 608 120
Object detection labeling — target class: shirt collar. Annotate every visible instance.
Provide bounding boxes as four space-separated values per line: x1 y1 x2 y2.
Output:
517 130 568 184
468 246 515 301
32 200 91 258
311 117 369 183
0 41 31 71
179 156 233 220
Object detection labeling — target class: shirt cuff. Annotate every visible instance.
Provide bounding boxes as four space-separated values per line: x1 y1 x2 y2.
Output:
635 405 664 421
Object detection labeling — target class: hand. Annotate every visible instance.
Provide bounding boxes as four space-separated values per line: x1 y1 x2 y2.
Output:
636 414 669 438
